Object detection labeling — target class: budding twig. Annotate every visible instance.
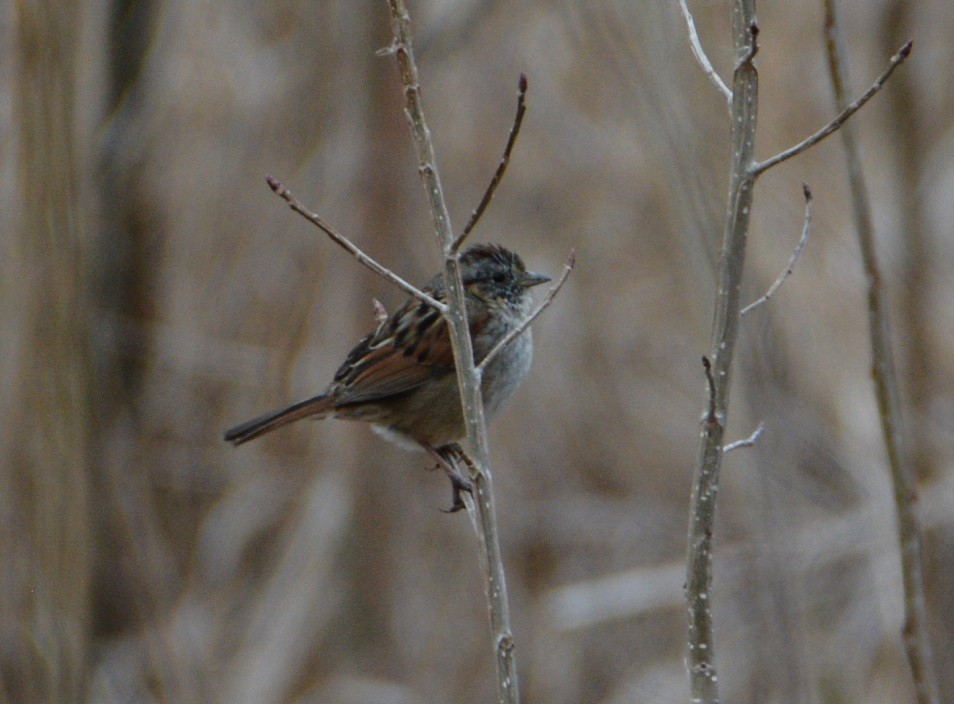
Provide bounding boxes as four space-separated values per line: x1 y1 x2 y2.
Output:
452 74 529 253
265 175 446 313
753 40 912 176
741 184 812 316
701 356 717 425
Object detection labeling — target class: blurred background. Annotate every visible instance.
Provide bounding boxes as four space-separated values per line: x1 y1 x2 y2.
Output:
3 1 953 702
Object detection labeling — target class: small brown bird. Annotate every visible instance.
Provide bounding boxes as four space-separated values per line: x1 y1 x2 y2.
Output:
224 244 550 509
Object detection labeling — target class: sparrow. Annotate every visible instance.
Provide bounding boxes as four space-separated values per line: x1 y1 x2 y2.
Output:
224 243 550 510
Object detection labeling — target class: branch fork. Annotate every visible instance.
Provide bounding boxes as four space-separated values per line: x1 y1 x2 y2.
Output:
261 5 572 703
679 3 913 703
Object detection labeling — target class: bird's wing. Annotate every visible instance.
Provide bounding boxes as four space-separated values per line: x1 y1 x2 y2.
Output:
330 301 458 405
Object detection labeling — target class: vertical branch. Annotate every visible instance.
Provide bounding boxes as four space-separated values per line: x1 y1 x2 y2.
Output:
823 5 938 704
680 2 911 701
384 0 487 457
880 2 935 484
384 3 519 703
684 2 758 702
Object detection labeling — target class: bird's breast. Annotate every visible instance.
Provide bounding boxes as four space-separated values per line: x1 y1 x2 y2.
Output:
479 330 533 420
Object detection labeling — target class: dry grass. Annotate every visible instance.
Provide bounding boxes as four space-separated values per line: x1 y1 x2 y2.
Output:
2 1 953 703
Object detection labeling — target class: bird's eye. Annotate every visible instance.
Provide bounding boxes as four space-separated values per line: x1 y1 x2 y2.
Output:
491 272 507 284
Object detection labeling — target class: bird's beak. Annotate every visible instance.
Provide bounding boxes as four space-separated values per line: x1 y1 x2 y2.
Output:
520 270 551 288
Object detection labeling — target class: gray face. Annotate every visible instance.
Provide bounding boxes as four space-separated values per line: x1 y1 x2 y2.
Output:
460 244 549 308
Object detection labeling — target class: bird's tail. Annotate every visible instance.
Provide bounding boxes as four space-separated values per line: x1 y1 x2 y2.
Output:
224 394 332 445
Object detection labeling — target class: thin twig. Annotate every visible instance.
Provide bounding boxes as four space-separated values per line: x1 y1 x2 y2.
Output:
477 249 575 373
452 74 529 252
823 6 937 703
741 184 812 316
265 176 446 313
384 3 520 704
371 299 389 325
752 40 912 176
676 0 732 104
723 421 765 453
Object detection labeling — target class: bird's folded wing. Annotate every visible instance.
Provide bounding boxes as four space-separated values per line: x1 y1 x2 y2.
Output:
331 305 457 404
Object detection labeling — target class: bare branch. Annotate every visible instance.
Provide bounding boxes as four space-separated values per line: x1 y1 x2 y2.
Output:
684 12 759 703
453 74 529 252
265 176 446 313
723 421 764 453
677 0 732 104
384 3 520 704
741 184 812 316
823 5 938 703
752 40 911 176
685 11 910 704
477 249 575 373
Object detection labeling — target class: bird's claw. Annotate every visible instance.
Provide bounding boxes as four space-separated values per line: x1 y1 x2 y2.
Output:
441 472 473 513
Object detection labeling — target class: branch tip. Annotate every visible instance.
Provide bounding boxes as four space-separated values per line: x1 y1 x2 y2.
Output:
375 41 398 58
372 298 389 325
677 0 732 103
702 356 717 424
742 21 760 63
754 37 912 176
453 74 530 251
741 186 812 316
723 422 765 453
264 174 444 312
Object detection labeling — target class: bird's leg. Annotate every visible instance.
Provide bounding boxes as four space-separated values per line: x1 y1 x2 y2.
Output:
424 443 473 513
